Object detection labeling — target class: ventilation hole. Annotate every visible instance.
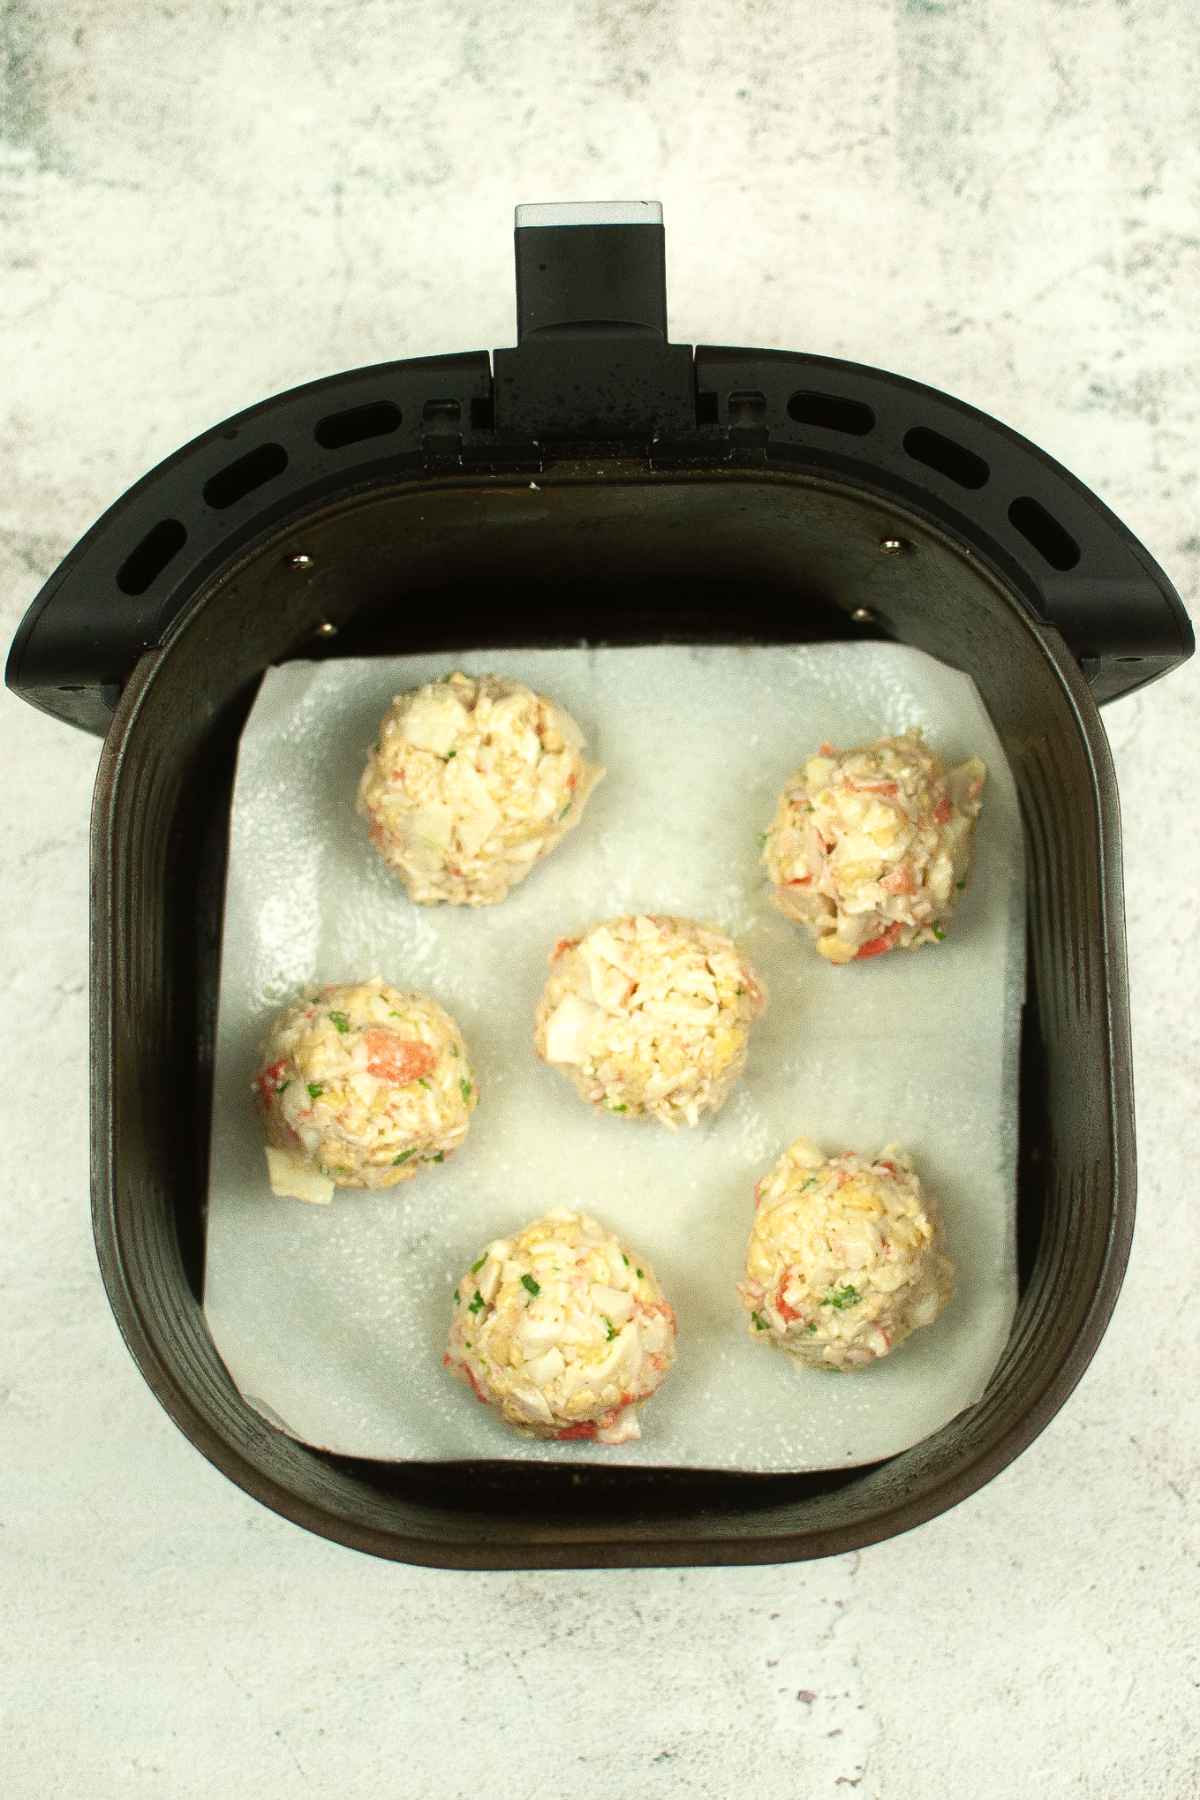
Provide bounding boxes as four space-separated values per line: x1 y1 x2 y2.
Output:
903 425 989 490
728 390 767 423
1008 496 1081 571
116 518 187 596
314 400 402 450
422 398 461 425
470 395 495 430
787 390 875 435
695 390 719 426
203 442 288 510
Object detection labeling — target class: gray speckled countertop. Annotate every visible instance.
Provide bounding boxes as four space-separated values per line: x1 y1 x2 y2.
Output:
2 4 1197 1796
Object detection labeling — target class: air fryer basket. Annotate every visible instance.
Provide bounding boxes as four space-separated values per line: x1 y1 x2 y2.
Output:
9 204 1192 1567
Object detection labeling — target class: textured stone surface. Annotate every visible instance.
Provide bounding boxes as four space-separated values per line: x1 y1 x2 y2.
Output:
1 2 1197 1794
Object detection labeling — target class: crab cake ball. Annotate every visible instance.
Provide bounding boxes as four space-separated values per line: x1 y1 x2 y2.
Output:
253 979 476 1203
762 729 985 964
444 1210 677 1443
357 671 604 906
739 1138 954 1370
534 914 766 1129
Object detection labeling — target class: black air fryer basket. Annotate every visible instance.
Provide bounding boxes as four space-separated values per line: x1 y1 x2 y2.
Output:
9 202 1192 1567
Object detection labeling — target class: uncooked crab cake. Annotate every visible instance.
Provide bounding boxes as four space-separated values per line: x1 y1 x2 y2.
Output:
762 728 986 963
252 978 477 1203
357 671 604 906
738 1138 954 1370
444 1209 677 1443
533 914 766 1129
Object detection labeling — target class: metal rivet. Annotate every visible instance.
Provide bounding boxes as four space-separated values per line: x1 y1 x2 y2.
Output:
316 621 337 637
288 552 314 570
850 607 876 624
879 537 906 555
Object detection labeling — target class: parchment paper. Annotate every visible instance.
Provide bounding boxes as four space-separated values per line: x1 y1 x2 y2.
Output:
204 643 1024 1469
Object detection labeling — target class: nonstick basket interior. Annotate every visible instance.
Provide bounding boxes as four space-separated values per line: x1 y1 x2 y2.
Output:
92 464 1132 1566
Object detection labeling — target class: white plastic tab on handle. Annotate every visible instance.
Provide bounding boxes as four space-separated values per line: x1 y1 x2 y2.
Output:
515 201 663 228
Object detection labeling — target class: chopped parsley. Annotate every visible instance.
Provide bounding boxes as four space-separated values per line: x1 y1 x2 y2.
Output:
306 1082 324 1100
808 1322 818 1334
751 1310 768 1332
392 1149 417 1166
470 1255 487 1274
932 925 946 941
636 1268 644 1280
468 1290 485 1315
328 1010 350 1034
452 1289 459 1304
520 1274 541 1298
418 1077 431 1090
622 1252 629 1267
428 1151 445 1164
823 1285 861 1310
275 1079 290 1094
736 985 746 996
955 879 966 891
557 800 572 821
444 749 457 760
388 1010 402 1017
603 1316 618 1341
460 1079 473 1103
607 1101 628 1113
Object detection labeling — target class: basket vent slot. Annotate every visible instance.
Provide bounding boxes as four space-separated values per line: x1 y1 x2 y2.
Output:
203 443 288 511
787 390 875 435
116 519 187 596
903 425 989 490
314 401 402 449
1008 496 1081 571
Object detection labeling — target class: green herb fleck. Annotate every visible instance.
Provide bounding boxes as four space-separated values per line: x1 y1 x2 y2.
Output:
955 879 966 891
470 1255 487 1274
607 1101 628 1113
428 1151 445 1164
468 1290 485 1315
808 1322 818 1334
418 1077 431 1090
307 1082 324 1101
932 925 946 941
804 802 814 813
275 1080 290 1094
751 1310 768 1332
388 1010 402 1017
392 1149 417 1166
328 1010 350 1034
823 1285 861 1310
450 1043 459 1056
603 1316 618 1341
445 749 457 760
557 801 572 822
622 1253 629 1267
636 1268 644 1280
736 985 746 997
453 1289 459 1304
459 1079 473 1104
520 1274 541 1298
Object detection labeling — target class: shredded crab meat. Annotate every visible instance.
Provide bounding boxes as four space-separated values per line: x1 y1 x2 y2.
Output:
761 728 985 963
444 1209 677 1441
533 913 766 1129
739 1137 954 1370
357 671 605 906
252 977 477 1200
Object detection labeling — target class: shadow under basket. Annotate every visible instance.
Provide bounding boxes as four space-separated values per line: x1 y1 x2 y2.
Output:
8 203 1192 1565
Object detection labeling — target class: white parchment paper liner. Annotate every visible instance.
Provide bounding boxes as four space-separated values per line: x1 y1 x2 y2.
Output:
204 643 1024 1470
